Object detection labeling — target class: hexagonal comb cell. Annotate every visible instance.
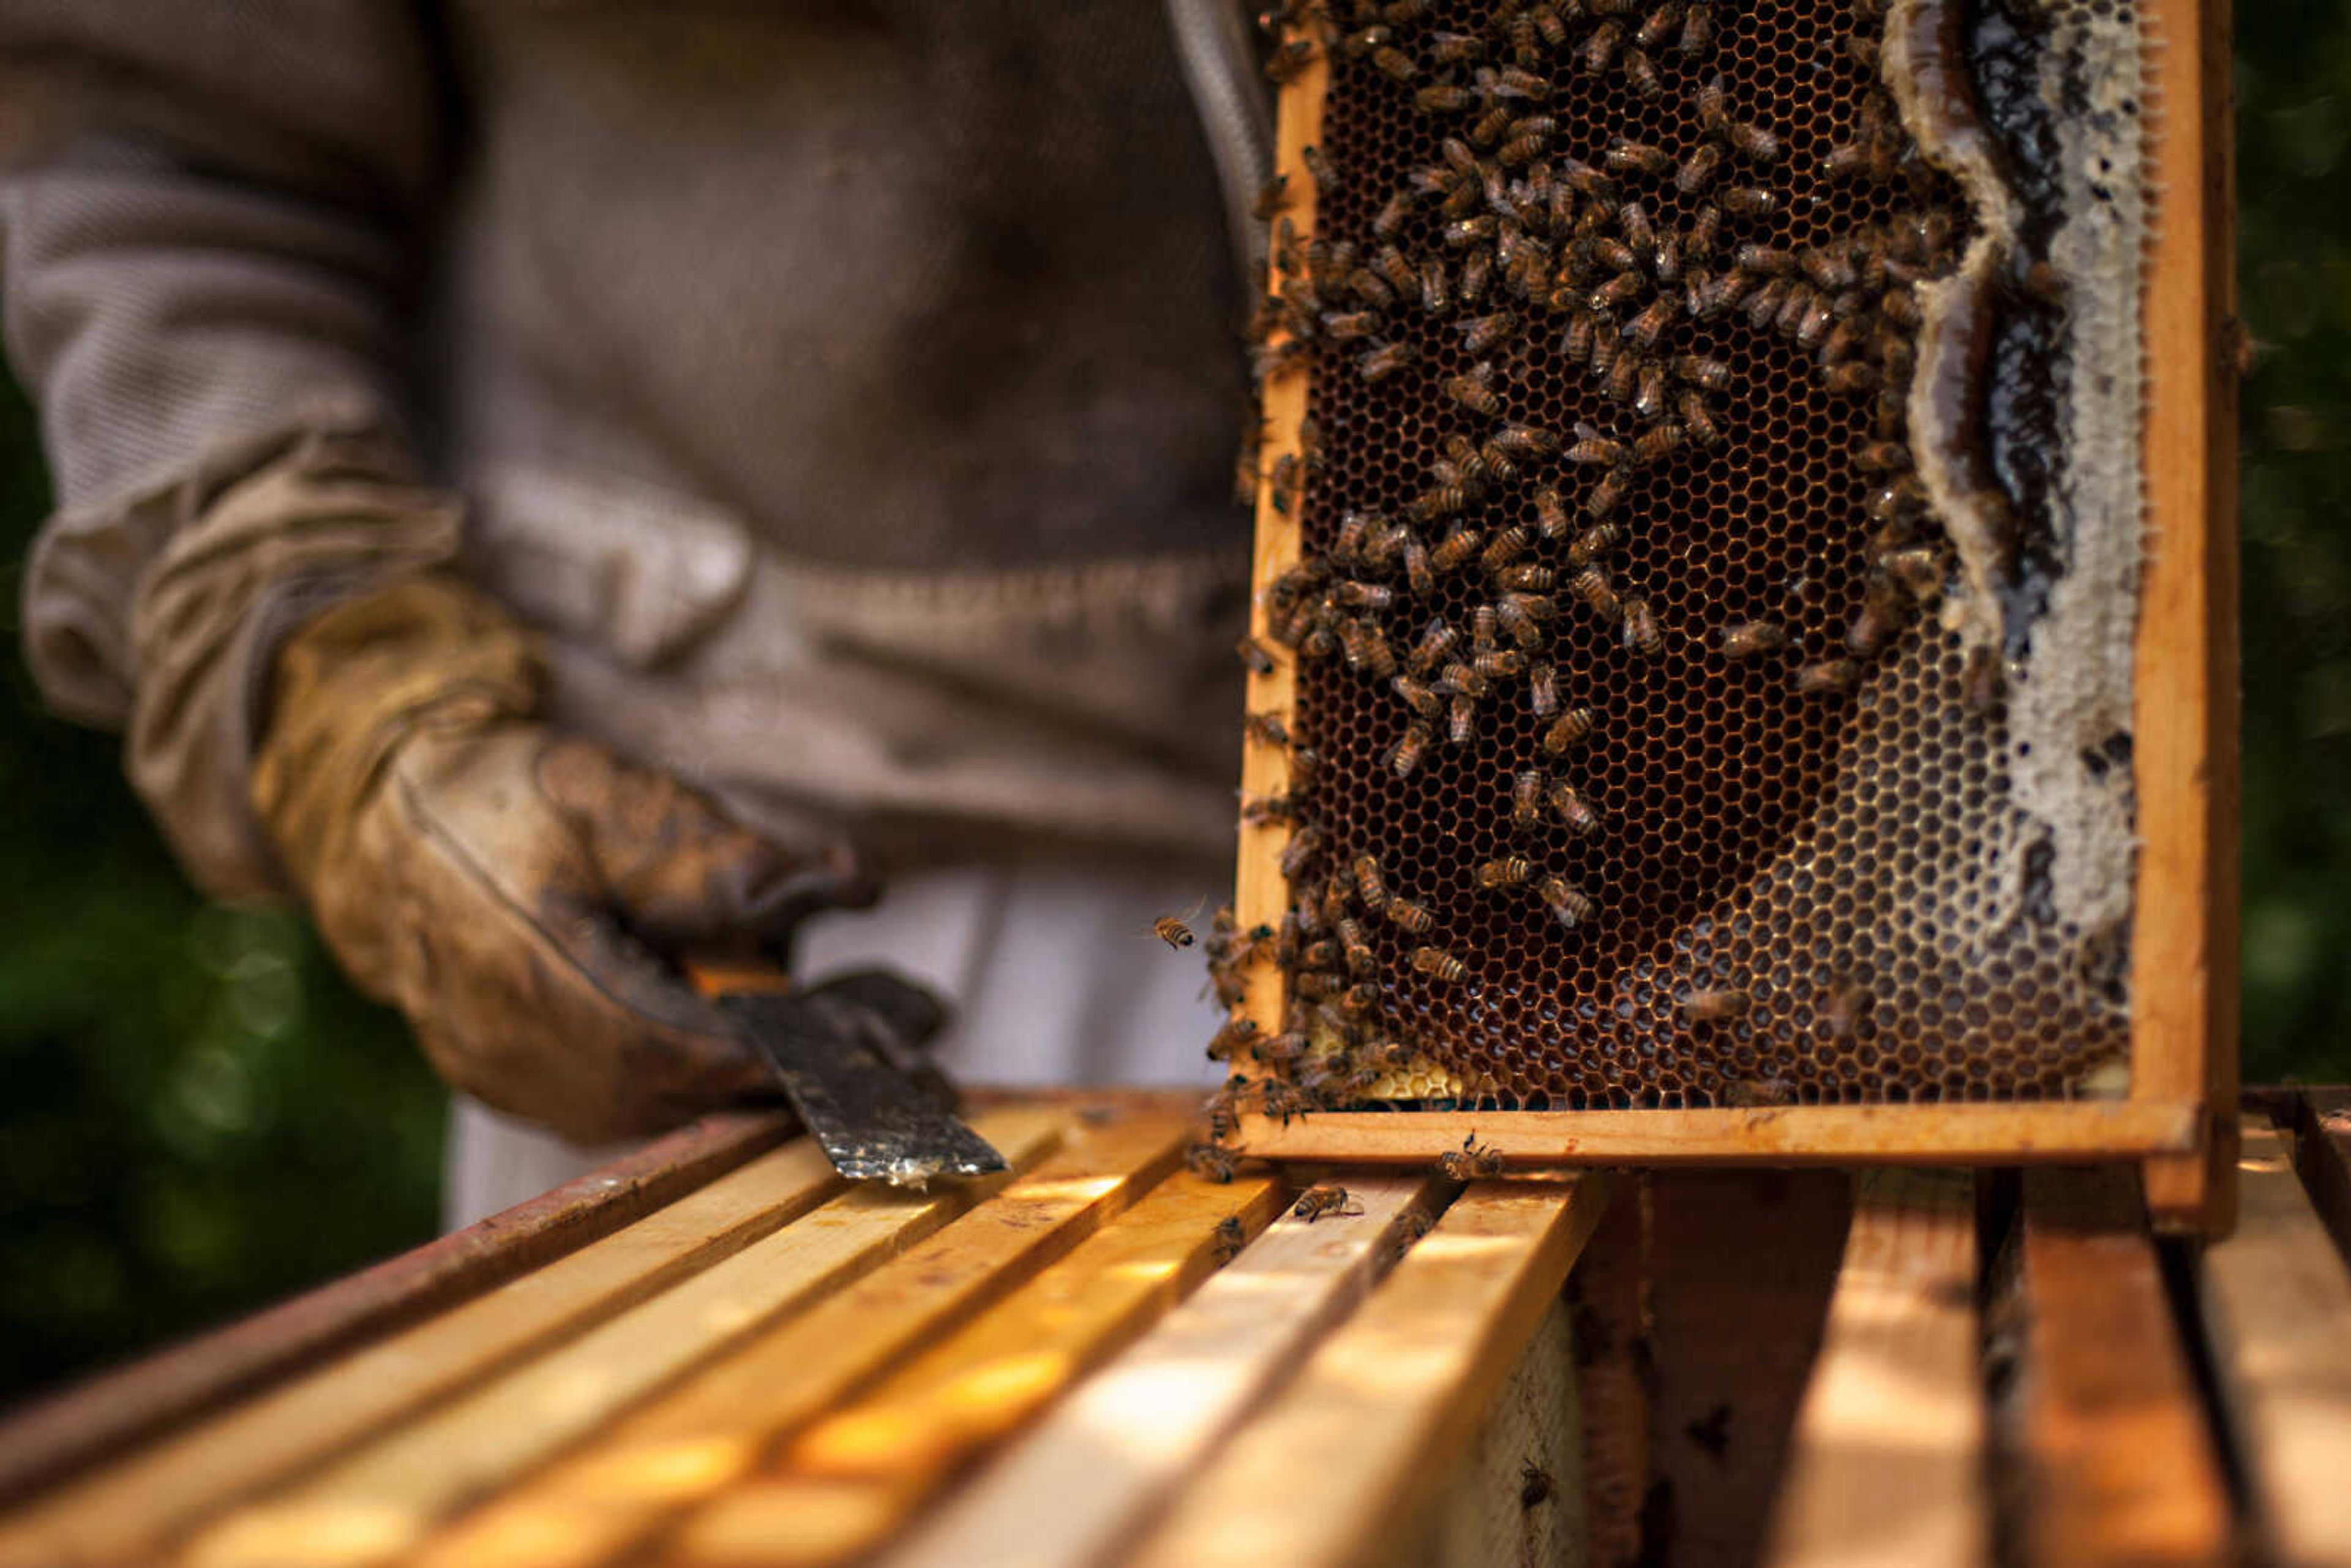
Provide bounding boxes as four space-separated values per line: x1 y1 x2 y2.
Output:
1223 0 2140 1114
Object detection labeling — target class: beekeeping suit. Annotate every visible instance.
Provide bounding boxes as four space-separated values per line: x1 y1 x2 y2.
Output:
1 1 1272 1221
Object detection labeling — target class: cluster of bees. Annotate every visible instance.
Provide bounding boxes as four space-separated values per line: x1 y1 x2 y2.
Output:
1186 0 1971 1171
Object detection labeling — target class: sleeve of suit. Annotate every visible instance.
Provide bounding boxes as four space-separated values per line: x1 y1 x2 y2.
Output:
1 0 467 894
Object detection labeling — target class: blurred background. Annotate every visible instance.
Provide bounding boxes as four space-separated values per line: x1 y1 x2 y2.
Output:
2 9 2347 1407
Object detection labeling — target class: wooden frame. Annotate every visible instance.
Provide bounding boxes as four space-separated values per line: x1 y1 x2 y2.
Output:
1231 0 2237 1231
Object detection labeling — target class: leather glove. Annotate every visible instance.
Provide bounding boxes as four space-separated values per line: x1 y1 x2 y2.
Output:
252 576 867 1144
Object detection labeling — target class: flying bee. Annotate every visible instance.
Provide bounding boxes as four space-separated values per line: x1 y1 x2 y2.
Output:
1461 312 1519 353
1548 779 1600 835
1512 768 1547 831
1497 563 1554 593
1153 909 1199 949
1529 662 1561 716
1720 620 1785 658
1543 705 1597 754
1294 1184 1364 1222
1678 392 1723 445
1237 634 1278 675
1279 823 1324 879
1677 141 1723 193
1538 874 1595 927
1795 658 1861 694
1387 721 1433 777
1439 1132 1508 1179
1622 596 1662 654
1586 465 1633 519
1411 946 1470 983
1243 711 1292 746
1535 487 1573 540
1681 986 1752 1024
1359 342 1415 381
1371 44 1419 80
1416 83 1477 112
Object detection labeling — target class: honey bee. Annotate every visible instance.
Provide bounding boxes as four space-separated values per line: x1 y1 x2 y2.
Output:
1187 1141 1239 1182
1447 691 1476 745
1461 312 1519 353
1520 1463 1556 1509
1408 618 1460 675
1386 896 1436 935
1371 44 1419 80
1359 342 1415 381
1619 296 1673 352
1494 64 1550 99
1725 119 1783 163
1336 917 1378 978
1416 83 1477 112
1237 634 1278 676
1371 189 1415 241
1742 277 1790 329
1473 648 1524 681
1677 392 1723 446
1528 662 1561 716
1535 487 1573 540
1681 986 1752 1024
1680 2 1715 52
1460 248 1494 303
1822 980 1873 1040
1256 1029 1308 1068
1624 47 1664 96
1719 184 1781 218
1294 1184 1365 1223
1538 874 1595 927
1719 620 1785 658
1588 271 1644 313
1387 721 1433 777
1846 578 1903 656
1321 309 1382 342
1696 73 1729 130
1881 546 1944 601
1243 711 1292 748
1572 566 1624 625
1212 1214 1249 1262
1401 535 1435 598
1476 856 1535 890
1497 563 1554 593
1606 139 1673 178
1547 779 1600 835
1264 38 1318 84
1496 593 1554 648
1439 1132 1508 1180
1581 18 1625 72
1634 362 1671 421
1340 618 1397 677
1239 789 1295 825
1567 522 1622 568
1621 595 1662 654
1260 1081 1312 1125
1512 768 1547 832
1411 945 1471 983
1432 525 1483 572
1822 360 1879 394
1392 673 1442 720
1725 1076 1795 1108
1603 348 1641 405
1621 198 1659 256
1481 523 1534 574
1677 141 1723 194
1794 658 1861 694
1153 909 1201 950
1543 705 1597 754
1568 434 1629 467
1206 1015 1259 1062
1687 202 1725 259
1279 823 1324 880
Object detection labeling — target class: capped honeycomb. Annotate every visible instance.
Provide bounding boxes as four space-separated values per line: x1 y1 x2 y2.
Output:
1209 0 2148 1118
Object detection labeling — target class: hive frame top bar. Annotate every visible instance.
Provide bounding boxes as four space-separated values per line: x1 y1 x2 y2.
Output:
1226 0 2236 1232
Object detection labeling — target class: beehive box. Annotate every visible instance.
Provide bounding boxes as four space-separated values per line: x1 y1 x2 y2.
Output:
1214 0 2237 1228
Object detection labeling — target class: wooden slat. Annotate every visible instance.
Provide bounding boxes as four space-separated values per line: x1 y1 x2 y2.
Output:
2278 1089 2351 1264
1573 1183 1652 1568
0 1111 790 1509
2014 1168 2232 1568
172 1108 1073 1568
0 1126 839 1568
1236 1101 2202 1164
2132 0 2240 1234
875 1174 1445 1568
1408 1296 1582 1568
1763 1171 1989 1568
2199 1122 2351 1567
400 1105 1190 1568
656 1171 1290 1567
1123 1176 1612 1568
1643 1172 1853 1568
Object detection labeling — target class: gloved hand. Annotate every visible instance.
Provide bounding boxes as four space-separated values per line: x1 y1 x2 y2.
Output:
251 575 868 1144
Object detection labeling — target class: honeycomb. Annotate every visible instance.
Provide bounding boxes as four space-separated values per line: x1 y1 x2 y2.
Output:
1214 0 2145 1114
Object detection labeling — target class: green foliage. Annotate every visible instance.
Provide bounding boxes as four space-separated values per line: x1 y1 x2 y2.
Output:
0 377 441 1404
0 10 2347 1401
